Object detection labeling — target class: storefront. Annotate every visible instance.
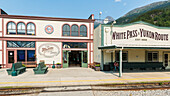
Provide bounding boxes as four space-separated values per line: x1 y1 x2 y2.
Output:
0 9 94 68
94 21 170 71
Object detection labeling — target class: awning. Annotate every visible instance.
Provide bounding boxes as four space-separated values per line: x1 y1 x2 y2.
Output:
98 44 170 49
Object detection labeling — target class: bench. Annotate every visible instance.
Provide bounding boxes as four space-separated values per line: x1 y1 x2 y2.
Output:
33 62 48 74
90 63 100 71
90 63 96 69
6 62 26 75
22 61 37 68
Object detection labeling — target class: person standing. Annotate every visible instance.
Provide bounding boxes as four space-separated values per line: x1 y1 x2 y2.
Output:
114 61 119 71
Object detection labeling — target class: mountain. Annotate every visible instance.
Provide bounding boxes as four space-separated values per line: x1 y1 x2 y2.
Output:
94 16 115 28
116 0 170 25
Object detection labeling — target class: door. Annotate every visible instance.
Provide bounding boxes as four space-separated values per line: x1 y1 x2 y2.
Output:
63 50 69 68
8 51 15 63
81 51 88 68
164 54 169 67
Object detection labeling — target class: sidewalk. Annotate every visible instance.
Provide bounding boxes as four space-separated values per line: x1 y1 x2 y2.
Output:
0 68 170 87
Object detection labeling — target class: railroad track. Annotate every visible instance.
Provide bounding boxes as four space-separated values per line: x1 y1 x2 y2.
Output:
0 82 170 95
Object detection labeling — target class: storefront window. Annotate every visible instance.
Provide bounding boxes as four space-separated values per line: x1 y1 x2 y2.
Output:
17 50 25 61
63 42 87 48
115 51 128 62
147 52 158 62
27 50 35 61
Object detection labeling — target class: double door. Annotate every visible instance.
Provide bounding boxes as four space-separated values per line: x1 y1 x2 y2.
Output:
63 50 88 68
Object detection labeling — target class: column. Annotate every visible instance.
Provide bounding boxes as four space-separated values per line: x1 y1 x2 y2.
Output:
119 49 122 77
101 50 104 70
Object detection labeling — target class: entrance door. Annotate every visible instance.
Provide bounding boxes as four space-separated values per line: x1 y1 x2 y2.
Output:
69 51 81 67
63 50 69 68
81 51 88 68
164 54 169 67
8 51 14 63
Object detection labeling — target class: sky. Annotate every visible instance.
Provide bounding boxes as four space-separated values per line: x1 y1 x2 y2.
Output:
0 0 166 20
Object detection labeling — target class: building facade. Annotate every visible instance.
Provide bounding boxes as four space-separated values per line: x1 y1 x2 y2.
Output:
94 21 170 70
0 9 94 68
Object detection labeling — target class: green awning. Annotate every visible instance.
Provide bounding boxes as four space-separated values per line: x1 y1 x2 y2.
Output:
98 45 170 49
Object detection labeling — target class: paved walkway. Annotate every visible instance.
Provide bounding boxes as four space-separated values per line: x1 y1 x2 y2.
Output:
0 68 170 87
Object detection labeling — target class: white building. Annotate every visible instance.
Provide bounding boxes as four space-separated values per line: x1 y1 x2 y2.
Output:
94 21 170 71
0 9 94 68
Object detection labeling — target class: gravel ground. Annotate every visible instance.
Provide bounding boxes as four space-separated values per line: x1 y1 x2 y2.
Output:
93 89 170 96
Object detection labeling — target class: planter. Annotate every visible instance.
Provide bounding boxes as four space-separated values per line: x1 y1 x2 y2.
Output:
56 64 61 68
95 67 100 71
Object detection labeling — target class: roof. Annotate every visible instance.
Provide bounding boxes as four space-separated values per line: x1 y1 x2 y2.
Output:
98 44 170 49
101 21 170 29
0 9 94 23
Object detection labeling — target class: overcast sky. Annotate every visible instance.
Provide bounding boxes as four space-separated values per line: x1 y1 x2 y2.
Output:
0 0 166 19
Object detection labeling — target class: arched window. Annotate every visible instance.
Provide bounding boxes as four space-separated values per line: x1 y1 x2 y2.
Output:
27 23 35 35
17 22 25 34
62 24 70 36
7 22 16 34
80 25 87 37
71 25 78 36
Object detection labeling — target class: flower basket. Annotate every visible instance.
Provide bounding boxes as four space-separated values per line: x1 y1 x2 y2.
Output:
95 64 100 71
56 63 61 68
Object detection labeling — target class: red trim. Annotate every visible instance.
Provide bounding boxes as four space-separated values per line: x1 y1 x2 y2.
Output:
6 21 17 35
89 23 91 39
26 22 36 36
2 18 4 65
0 50 2 51
1 37 93 42
61 43 63 68
2 18 4 36
7 48 35 50
2 40 4 65
0 15 95 23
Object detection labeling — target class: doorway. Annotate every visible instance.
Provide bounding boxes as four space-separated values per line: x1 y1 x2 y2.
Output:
69 51 81 67
8 51 14 63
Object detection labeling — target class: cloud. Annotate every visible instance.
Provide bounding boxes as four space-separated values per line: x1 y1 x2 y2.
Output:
123 3 127 6
115 0 121 2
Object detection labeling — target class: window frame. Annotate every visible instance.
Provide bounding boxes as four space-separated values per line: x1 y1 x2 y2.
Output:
7 21 16 35
115 51 128 62
6 21 36 35
71 24 79 36
17 22 26 35
80 25 87 37
27 22 36 35
62 24 70 36
146 51 159 62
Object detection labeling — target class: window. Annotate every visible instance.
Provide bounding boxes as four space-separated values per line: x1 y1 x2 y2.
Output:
147 51 158 62
17 50 25 61
27 50 35 61
62 24 70 36
63 42 87 48
7 22 16 34
115 51 128 62
7 41 35 48
27 23 35 35
71 25 79 36
17 22 25 34
80 25 87 37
